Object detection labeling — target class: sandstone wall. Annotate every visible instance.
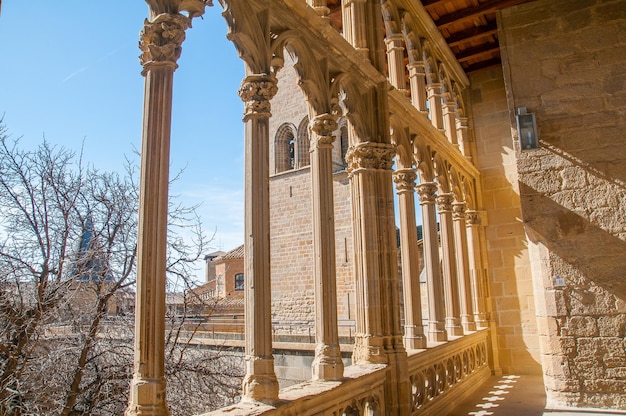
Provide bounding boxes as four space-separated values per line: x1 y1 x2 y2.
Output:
470 68 541 375
269 56 356 338
499 0 626 407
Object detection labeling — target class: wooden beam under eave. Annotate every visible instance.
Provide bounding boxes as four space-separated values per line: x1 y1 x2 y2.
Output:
456 43 500 63
434 0 529 30
464 57 502 73
422 0 449 7
446 21 498 48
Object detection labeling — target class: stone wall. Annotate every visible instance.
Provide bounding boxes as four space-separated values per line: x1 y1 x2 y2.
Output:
470 67 541 375
499 0 626 408
269 55 356 338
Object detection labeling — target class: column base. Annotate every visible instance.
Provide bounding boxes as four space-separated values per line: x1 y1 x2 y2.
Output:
427 321 448 343
241 356 279 405
312 343 344 381
403 334 428 350
125 376 170 416
446 317 464 337
461 315 477 332
352 335 388 365
404 325 427 349
476 313 489 328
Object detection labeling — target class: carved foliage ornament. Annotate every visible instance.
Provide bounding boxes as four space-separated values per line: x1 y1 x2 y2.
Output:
345 142 395 174
139 13 191 69
416 182 437 204
393 169 417 192
436 193 454 213
310 114 338 149
465 210 482 226
452 202 466 221
238 75 278 120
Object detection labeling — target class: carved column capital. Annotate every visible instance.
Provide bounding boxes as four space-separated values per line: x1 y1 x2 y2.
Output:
393 169 417 193
436 193 454 213
384 34 405 50
139 13 191 72
456 116 469 130
345 142 395 175
426 82 442 95
238 75 278 121
465 210 485 227
310 113 338 149
416 182 437 205
452 201 466 221
407 62 426 75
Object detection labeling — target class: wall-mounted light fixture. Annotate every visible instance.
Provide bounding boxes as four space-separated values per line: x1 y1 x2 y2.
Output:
516 107 539 150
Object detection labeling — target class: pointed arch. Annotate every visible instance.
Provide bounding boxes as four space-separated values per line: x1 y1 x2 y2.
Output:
275 122 296 173
296 116 310 168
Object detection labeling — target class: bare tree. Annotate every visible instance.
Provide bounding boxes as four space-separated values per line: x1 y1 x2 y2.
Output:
0 123 243 416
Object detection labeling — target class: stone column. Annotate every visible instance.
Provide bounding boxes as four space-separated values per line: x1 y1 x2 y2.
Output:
456 116 472 159
385 34 407 94
347 142 399 363
310 114 344 381
126 11 192 416
426 82 444 131
466 210 489 327
453 202 476 332
407 62 429 115
442 98 458 146
437 193 463 337
416 182 447 342
393 169 427 349
342 0 369 59
238 74 279 404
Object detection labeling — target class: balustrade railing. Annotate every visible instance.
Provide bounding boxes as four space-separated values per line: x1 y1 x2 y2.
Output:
201 329 490 415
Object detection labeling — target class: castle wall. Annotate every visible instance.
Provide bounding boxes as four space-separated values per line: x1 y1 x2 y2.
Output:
499 0 626 407
470 67 541 375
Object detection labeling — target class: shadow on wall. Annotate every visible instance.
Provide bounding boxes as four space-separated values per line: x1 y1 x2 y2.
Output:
518 177 626 301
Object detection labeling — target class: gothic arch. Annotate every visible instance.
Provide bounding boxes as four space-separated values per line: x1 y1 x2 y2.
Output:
275 122 296 173
296 116 310 168
339 117 349 168
401 14 423 65
449 167 464 202
433 153 451 192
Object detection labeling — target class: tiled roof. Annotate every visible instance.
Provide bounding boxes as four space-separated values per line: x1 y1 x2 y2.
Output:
216 244 244 261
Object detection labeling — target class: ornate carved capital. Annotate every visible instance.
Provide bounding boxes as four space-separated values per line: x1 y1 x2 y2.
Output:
139 13 191 71
238 75 278 120
452 202 466 221
393 169 417 193
465 210 483 227
310 114 338 150
416 182 437 205
345 142 395 175
436 193 454 213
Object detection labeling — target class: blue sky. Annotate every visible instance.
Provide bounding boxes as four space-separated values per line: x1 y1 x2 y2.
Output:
0 2 246 282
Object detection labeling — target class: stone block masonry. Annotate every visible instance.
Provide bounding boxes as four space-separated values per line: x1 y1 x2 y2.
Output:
499 0 626 408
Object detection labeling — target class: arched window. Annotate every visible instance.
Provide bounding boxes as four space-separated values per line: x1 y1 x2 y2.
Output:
235 273 244 291
275 123 296 173
340 124 349 166
296 116 310 168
